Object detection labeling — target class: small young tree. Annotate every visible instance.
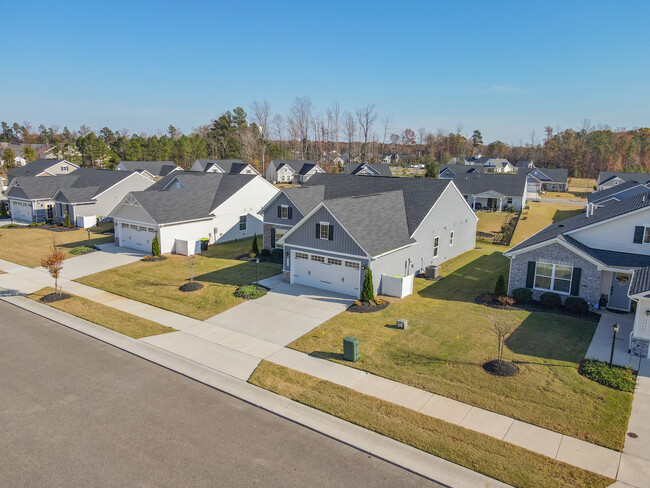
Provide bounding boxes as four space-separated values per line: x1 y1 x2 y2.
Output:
151 232 161 256
488 315 516 364
251 233 260 255
494 273 507 298
361 267 375 302
63 211 71 228
41 239 65 296
0 201 8 218
187 254 197 282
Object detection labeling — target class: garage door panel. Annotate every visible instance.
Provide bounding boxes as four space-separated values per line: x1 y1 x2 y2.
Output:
292 252 360 297
120 223 155 252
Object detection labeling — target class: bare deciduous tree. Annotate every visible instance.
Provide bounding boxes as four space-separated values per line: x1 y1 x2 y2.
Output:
187 254 197 283
327 102 340 154
272 114 284 147
356 104 377 162
251 100 271 171
380 113 392 156
288 96 313 159
343 112 357 162
488 315 516 363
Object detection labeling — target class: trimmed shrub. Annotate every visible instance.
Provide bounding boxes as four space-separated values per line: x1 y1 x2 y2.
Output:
251 233 260 254
578 359 636 392
511 287 533 303
564 296 589 314
540 292 562 309
63 212 71 228
151 232 161 256
271 248 283 263
493 274 507 298
234 284 267 300
361 267 375 302
0 201 8 218
260 248 271 257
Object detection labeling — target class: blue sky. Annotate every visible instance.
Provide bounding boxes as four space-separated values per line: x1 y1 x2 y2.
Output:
2 0 648 144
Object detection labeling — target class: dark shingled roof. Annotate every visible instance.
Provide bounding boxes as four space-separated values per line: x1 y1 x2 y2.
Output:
562 235 650 268
524 167 568 183
451 172 527 197
282 186 325 215
509 190 650 254
273 160 317 174
117 161 179 177
192 159 251 174
587 180 644 204
302 173 453 236
438 164 483 177
7 159 74 178
630 266 650 296
598 171 650 186
343 163 393 177
128 172 256 224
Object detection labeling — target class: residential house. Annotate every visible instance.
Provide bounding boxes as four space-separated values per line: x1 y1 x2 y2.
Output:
516 160 536 169
111 172 278 254
115 161 182 180
597 171 650 191
524 167 568 195
452 172 528 211
460 156 515 173
0 143 46 167
504 193 650 322
588 181 650 208
343 162 393 177
265 160 325 184
627 267 650 357
7 158 79 183
262 173 477 298
190 159 260 175
6 168 153 226
438 164 484 179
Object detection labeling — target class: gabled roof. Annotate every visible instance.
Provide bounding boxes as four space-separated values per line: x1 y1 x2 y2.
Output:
302 173 453 236
125 172 257 225
562 235 650 268
451 172 527 197
598 171 650 186
117 161 180 177
516 160 535 168
508 191 650 254
439 164 484 177
587 180 644 204
192 159 254 174
343 163 393 177
282 186 325 215
524 167 568 183
630 266 650 297
272 160 316 173
7 159 76 177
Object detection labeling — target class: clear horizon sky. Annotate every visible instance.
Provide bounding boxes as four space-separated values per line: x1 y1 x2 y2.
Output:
2 0 648 144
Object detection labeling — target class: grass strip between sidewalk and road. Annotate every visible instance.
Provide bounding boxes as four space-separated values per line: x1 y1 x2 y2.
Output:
27 287 175 339
249 361 611 488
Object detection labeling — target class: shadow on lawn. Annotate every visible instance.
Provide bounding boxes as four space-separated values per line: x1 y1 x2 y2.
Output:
194 261 281 286
552 208 583 222
417 252 509 303
59 236 114 249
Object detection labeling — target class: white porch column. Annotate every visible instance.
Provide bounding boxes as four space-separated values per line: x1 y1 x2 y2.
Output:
499 198 503 211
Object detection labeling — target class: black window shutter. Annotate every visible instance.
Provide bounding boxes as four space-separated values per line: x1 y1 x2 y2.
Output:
277 206 281 218
288 207 292 219
526 261 536 288
570 267 581 296
328 225 334 241
271 228 276 248
634 226 644 244
315 223 320 238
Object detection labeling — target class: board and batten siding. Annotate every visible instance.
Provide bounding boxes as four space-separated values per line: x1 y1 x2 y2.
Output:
87 173 154 219
283 206 366 261
569 207 650 255
264 193 305 226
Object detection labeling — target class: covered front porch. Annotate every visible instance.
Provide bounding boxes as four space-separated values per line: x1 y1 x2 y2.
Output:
467 190 507 211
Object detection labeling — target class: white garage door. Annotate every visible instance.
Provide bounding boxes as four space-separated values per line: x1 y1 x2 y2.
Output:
291 251 360 297
11 200 33 222
120 222 156 252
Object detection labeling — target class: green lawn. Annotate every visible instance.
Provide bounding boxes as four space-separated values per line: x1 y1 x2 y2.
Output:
289 243 632 450
476 211 510 235
28 287 175 338
0 223 114 267
511 202 583 246
76 237 282 320
250 362 611 488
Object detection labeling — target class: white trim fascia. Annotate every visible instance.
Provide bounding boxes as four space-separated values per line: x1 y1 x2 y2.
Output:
564 204 650 237
284 244 367 260
115 217 159 228
410 181 478 238
109 193 158 224
159 216 215 227
371 242 416 260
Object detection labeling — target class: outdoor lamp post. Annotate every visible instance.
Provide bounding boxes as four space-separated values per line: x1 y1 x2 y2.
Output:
609 323 620 368
256 257 260 288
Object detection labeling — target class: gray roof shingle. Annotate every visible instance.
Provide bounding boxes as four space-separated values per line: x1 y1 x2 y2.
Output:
587 180 644 204
117 161 179 177
598 171 650 186
451 172 527 197
439 164 484 176
273 160 317 174
192 159 250 174
524 167 568 183
630 266 650 296
343 163 393 176
7 159 73 178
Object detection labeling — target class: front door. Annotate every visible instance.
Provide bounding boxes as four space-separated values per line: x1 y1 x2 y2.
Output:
609 273 631 311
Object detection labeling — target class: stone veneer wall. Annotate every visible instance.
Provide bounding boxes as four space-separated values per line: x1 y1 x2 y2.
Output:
508 242 602 306
262 223 293 250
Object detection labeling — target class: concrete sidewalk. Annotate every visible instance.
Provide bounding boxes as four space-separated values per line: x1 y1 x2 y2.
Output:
586 310 640 369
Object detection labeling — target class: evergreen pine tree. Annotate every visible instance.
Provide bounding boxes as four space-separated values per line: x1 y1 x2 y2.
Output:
361 267 375 302
151 232 161 256
63 211 71 227
0 201 8 218
251 233 259 255
494 273 507 298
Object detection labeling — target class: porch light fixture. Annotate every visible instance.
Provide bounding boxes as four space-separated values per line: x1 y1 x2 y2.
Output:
646 309 650 316
609 323 620 368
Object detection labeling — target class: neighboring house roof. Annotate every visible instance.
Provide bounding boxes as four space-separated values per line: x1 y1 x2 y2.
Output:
598 171 650 187
524 167 568 184
281 186 326 215
629 266 650 297
7 159 76 178
516 160 535 168
452 172 527 197
117 161 180 177
438 164 484 177
126 172 257 225
343 163 393 177
464 157 512 169
6 176 65 200
587 180 644 204
508 191 650 254
301 173 454 236
192 159 257 174
0 143 45 157
272 160 317 174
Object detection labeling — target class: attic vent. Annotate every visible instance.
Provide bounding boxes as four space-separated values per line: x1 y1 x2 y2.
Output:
352 193 380 198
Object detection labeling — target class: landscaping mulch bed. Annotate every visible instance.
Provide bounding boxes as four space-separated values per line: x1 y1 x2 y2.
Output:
40 292 72 303
39 224 78 232
236 253 282 264
474 292 600 323
483 359 520 377
179 282 204 292
141 256 167 262
347 300 390 314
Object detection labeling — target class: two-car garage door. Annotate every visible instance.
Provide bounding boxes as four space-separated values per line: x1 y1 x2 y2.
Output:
291 251 361 297
11 200 33 222
120 223 156 252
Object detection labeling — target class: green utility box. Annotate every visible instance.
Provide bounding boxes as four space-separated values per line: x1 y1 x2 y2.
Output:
343 337 359 362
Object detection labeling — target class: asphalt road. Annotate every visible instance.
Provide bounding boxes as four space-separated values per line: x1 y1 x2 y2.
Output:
0 301 440 488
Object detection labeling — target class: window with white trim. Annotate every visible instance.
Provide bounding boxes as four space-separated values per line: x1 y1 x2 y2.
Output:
644 227 650 244
275 228 285 247
506 197 513 204
449 231 454 246
319 222 329 240
328 258 342 266
534 262 572 294
296 252 308 259
61 165 68 171
239 215 247 230
311 255 325 263
280 205 289 219
433 236 439 257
